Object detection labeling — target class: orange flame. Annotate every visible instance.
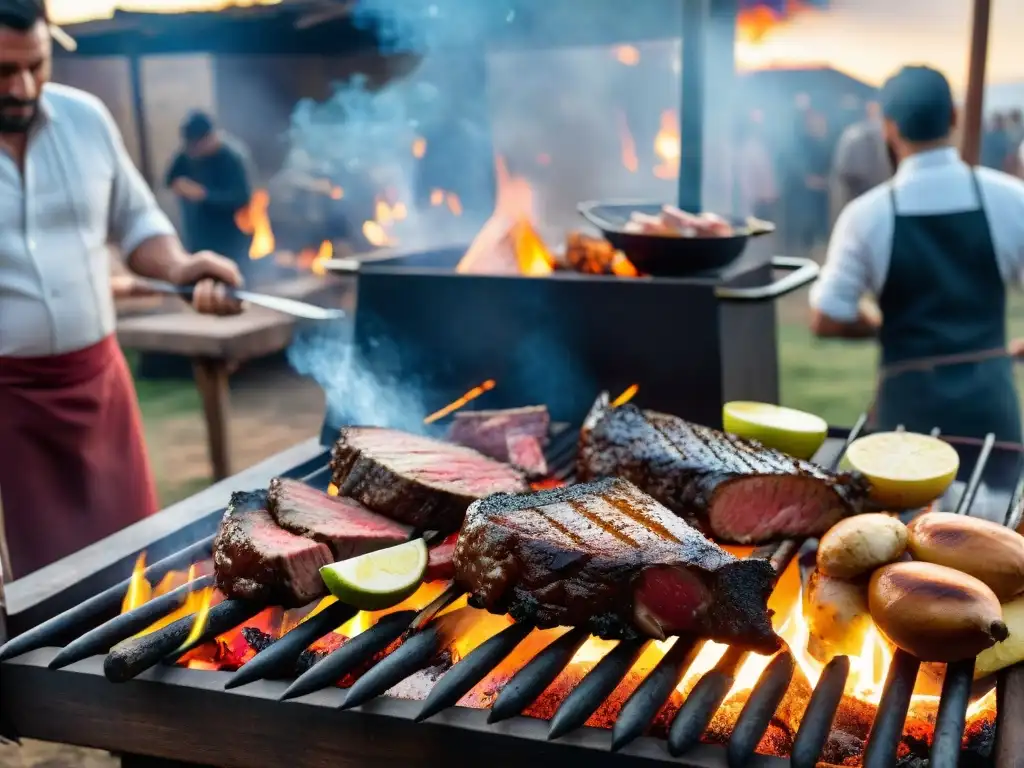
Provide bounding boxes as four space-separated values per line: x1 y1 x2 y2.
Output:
423 379 497 424
653 110 680 180
412 137 427 159
613 45 640 66
456 156 555 276
235 188 275 259
121 553 151 613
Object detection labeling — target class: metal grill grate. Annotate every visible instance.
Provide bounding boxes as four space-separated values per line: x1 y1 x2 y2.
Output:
1 417 1022 767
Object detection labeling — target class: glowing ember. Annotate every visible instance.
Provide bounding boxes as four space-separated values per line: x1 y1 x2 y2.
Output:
235 188 275 259
412 137 427 159
422 380 497 425
296 240 333 276
653 110 680 180
611 384 639 407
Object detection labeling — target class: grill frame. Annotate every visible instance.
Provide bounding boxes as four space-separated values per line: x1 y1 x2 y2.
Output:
1 420 1022 768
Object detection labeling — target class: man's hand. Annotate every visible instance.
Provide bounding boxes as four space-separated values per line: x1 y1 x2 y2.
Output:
1010 339 1024 358
167 251 245 316
171 177 207 202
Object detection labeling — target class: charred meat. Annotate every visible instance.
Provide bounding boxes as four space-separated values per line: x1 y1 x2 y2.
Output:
453 478 780 651
425 534 458 582
331 427 529 534
505 432 548 477
267 477 411 559
578 394 869 544
213 490 333 607
447 405 550 463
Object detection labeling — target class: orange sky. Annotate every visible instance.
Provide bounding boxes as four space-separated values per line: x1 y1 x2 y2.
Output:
49 0 1022 92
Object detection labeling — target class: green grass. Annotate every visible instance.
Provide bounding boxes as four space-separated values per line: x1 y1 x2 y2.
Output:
124 351 201 422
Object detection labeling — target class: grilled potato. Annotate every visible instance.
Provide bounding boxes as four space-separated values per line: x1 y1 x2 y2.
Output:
817 514 908 579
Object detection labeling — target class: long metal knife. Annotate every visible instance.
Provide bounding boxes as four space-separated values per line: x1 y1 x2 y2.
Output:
139 279 345 321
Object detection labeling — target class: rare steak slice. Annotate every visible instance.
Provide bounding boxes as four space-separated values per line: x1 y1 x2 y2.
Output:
425 534 458 582
447 405 550 462
214 490 333 607
505 432 548 477
267 477 411 559
453 477 780 651
330 427 529 534
577 394 870 544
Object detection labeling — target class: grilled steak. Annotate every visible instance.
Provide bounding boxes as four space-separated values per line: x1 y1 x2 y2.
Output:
267 477 411 559
447 405 550 462
330 427 529 534
577 394 869 544
453 478 780 651
425 534 458 582
506 432 548 477
214 490 333 607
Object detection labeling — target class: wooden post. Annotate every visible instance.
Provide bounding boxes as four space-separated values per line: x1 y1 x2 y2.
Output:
128 48 155 183
960 0 992 165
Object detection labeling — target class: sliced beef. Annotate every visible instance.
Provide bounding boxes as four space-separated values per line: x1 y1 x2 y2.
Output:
447 405 550 462
425 534 458 582
577 394 870 544
267 477 411 559
453 477 780 651
213 490 333 607
330 427 529 534
506 432 548 477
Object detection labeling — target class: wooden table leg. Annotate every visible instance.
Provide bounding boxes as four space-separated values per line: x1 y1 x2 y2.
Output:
192 358 232 481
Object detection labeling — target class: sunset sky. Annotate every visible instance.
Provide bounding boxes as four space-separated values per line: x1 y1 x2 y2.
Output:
48 0 1022 93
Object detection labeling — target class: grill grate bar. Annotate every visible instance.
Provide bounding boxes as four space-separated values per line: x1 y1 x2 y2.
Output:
103 598 262 683
488 626 590 724
339 619 445 710
48 573 214 671
279 610 415 701
547 638 651 741
726 651 796 768
224 600 358 690
955 432 996 515
790 655 851 768
0 534 216 662
861 650 922 768
930 658 977 768
415 621 534 723
667 645 748 756
610 636 703 752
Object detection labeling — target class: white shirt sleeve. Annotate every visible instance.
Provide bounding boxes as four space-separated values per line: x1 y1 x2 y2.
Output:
809 201 875 322
93 102 177 257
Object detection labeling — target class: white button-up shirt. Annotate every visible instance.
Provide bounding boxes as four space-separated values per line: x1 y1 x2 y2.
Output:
0 83 176 357
810 147 1024 322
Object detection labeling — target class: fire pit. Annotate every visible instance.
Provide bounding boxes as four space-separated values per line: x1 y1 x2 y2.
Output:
2 401 1023 768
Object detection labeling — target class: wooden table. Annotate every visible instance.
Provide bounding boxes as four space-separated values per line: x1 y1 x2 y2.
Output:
116 274 351 481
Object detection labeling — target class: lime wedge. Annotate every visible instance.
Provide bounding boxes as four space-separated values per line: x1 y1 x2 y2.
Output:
844 432 959 509
320 539 428 611
722 401 828 459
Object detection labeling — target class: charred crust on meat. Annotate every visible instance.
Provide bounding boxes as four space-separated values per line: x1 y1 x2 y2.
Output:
578 395 870 544
453 477 780 651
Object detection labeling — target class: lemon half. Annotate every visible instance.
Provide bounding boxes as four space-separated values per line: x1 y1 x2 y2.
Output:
844 432 959 509
320 539 427 611
723 402 828 459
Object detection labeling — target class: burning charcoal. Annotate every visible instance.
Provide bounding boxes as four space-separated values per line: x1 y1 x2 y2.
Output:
296 648 331 675
820 729 865 765
242 627 276 655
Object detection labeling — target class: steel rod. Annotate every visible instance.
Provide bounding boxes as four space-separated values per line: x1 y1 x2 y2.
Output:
678 0 706 212
279 610 415 701
415 621 534 722
0 534 215 662
225 600 358 689
488 626 590 724
667 645 747 756
861 649 921 768
167 599 267 662
340 621 444 710
995 663 1024 768
611 637 703 752
547 638 649 741
790 655 851 768
955 432 996 515
929 658 976 768
407 582 461 633
726 652 795 768
49 574 214 670
104 598 261 683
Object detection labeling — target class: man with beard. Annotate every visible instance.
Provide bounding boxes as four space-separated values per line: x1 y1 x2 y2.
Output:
0 0 245 577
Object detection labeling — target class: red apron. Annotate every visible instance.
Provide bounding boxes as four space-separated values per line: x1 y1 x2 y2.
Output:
0 336 158 578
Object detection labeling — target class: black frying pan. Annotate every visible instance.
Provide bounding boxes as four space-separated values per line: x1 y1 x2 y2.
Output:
578 200 775 277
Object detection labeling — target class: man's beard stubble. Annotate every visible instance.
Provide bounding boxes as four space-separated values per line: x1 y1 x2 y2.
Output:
0 96 38 134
